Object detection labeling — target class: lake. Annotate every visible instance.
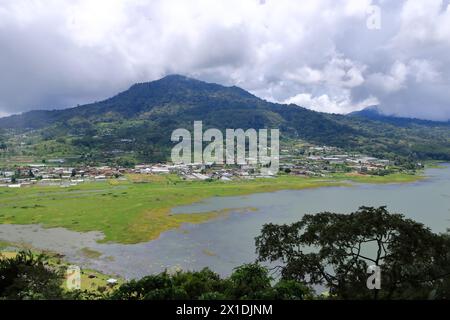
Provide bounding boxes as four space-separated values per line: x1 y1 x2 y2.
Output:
1 164 449 279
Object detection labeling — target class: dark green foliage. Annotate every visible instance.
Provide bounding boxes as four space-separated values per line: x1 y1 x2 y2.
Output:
228 263 273 299
0 130 6 151
110 268 227 300
337 113 450 160
110 264 312 300
255 206 450 299
0 251 65 300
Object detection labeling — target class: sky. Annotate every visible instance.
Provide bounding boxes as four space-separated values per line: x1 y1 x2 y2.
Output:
0 0 449 120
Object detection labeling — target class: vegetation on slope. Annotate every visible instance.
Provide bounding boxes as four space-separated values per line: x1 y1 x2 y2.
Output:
0 75 449 165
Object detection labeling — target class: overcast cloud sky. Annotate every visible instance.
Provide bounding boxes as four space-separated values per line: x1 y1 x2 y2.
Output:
0 0 449 120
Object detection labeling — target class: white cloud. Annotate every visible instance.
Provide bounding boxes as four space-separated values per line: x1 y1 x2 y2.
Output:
367 61 409 93
322 57 366 88
285 58 366 88
409 59 441 83
286 67 323 85
0 0 449 120
394 0 450 46
284 91 378 114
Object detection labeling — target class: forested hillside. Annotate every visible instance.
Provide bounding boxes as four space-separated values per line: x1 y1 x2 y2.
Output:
0 75 449 164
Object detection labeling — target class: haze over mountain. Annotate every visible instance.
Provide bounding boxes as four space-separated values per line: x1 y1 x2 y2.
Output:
349 106 450 126
0 75 449 164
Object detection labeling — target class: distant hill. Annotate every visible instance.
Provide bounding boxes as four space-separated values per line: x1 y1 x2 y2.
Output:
0 75 449 163
348 106 450 127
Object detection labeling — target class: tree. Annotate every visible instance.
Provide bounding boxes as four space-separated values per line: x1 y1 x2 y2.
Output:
109 264 312 300
0 132 6 151
255 206 450 299
227 263 272 299
0 251 65 300
110 268 228 300
227 263 312 300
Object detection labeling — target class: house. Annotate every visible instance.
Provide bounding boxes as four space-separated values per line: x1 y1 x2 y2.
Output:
191 173 210 180
151 166 170 174
2 171 14 177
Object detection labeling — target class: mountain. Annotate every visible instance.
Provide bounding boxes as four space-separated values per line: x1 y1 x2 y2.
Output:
0 75 259 129
349 106 450 127
0 75 449 164
348 106 386 119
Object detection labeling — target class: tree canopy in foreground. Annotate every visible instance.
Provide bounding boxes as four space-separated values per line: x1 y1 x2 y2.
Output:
256 206 450 299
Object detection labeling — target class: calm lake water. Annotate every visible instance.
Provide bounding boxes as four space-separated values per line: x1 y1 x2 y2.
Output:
1 164 449 279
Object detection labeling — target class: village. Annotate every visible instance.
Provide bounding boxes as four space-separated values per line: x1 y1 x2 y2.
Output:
0 144 413 188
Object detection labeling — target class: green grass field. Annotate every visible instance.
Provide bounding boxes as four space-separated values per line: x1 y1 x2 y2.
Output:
332 172 424 184
0 172 424 244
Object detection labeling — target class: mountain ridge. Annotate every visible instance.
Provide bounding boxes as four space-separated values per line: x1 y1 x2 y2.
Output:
0 75 266 128
349 106 450 127
0 75 449 163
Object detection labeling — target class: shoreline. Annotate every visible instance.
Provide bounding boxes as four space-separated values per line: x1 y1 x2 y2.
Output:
0 166 447 280
0 170 430 245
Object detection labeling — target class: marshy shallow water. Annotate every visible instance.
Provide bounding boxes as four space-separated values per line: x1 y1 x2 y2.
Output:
1 164 449 279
